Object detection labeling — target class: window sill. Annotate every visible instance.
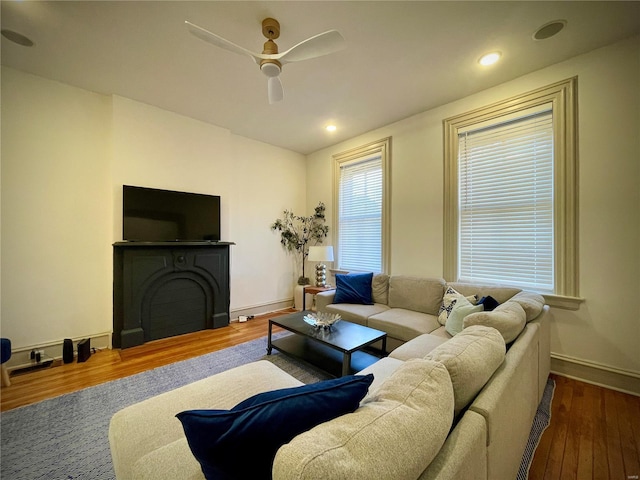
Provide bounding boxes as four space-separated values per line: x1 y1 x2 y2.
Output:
543 294 584 310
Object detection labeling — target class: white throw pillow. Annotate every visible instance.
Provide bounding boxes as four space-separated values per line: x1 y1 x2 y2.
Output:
445 302 484 336
438 286 477 325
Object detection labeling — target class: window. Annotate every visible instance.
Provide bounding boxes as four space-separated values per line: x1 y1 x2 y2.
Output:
459 107 554 291
444 78 579 306
333 138 390 273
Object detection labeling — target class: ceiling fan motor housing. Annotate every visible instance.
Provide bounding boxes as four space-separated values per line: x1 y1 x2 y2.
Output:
260 24 281 77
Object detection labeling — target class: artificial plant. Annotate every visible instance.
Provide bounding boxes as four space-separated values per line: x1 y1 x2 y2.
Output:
271 202 329 285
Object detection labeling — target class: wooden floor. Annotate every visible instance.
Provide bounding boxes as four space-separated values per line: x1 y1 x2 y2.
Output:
529 374 640 480
1 310 639 480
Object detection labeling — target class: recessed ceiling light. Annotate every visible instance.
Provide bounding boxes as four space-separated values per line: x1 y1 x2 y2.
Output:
533 20 567 41
1 29 34 47
478 52 501 66
325 125 337 132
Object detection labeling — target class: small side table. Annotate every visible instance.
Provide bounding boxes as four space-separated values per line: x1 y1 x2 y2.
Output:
303 286 335 311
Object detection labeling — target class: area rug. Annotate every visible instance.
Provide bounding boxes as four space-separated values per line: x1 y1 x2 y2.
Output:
0 332 330 480
517 377 556 480
1 334 555 480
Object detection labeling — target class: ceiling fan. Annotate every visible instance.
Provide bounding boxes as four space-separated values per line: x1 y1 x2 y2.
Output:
185 18 346 104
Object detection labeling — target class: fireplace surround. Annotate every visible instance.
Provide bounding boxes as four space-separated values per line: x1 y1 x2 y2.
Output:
113 242 233 348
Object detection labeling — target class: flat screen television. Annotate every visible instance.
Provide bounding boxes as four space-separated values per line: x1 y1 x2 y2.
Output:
123 185 221 242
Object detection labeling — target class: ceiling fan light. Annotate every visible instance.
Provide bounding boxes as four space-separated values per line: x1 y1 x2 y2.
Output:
478 52 501 66
260 62 281 78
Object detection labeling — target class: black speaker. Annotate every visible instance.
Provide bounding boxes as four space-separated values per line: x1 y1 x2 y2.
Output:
63 338 74 364
77 338 91 363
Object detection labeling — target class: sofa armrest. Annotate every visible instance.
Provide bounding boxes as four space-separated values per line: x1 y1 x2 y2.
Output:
315 290 336 312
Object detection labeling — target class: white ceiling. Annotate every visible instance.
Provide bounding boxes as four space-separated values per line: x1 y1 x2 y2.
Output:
2 1 639 154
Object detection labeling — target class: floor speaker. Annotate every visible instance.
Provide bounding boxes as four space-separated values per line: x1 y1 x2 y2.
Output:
77 338 91 363
63 338 74 363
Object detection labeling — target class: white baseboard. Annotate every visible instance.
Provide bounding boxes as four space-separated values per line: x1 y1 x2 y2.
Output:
551 353 640 396
230 299 293 322
6 332 112 372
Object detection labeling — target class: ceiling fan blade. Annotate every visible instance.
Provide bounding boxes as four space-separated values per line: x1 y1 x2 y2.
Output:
268 76 284 104
278 30 345 64
185 21 265 64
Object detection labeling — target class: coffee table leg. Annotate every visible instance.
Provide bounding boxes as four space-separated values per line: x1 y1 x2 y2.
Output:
342 352 351 377
267 320 273 355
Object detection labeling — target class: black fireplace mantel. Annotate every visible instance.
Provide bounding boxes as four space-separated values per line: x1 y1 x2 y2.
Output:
112 241 233 349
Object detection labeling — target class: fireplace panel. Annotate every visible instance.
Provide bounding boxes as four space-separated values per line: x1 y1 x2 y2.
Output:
145 277 209 342
113 242 232 348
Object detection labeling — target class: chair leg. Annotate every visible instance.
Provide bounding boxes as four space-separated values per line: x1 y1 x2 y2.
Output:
1 364 11 387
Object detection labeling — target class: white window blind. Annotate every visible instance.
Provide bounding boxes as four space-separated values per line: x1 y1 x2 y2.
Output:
338 155 383 272
458 108 554 292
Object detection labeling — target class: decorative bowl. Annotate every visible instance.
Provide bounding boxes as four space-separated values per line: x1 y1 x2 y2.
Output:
303 312 341 329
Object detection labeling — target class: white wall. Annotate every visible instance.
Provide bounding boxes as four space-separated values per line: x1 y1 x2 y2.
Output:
1 67 113 348
307 36 640 392
1 67 306 354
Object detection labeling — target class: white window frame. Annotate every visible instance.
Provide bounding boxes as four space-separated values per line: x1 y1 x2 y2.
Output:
443 78 581 308
333 138 391 274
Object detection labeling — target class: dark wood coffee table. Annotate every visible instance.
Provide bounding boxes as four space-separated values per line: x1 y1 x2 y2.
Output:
267 311 387 377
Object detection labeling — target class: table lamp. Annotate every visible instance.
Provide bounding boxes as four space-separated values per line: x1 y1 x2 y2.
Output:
307 246 334 287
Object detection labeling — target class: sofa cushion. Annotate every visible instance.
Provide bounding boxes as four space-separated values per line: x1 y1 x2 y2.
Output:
325 303 389 326
334 273 374 304
176 374 374 480
389 333 449 361
368 308 440 342
388 276 445 315
510 291 545 321
109 360 303 480
356 356 405 397
425 325 505 417
272 359 454 480
371 273 389 305
463 301 527 344
132 438 202 480
445 302 484 336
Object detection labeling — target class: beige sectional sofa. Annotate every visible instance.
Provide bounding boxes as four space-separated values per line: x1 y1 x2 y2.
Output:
109 275 550 480
319 275 545 347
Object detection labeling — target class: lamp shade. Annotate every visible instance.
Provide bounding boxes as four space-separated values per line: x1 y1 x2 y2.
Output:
308 246 334 262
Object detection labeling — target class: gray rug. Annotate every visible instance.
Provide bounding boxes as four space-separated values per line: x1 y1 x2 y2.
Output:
1 335 555 480
0 333 329 480
517 377 556 480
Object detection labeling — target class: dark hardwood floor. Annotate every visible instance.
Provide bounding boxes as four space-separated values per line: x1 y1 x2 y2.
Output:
1 309 638 479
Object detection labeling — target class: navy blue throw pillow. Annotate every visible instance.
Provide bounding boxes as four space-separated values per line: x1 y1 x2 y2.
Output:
176 374 374 480
478 295 500 311
333 272 374 304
